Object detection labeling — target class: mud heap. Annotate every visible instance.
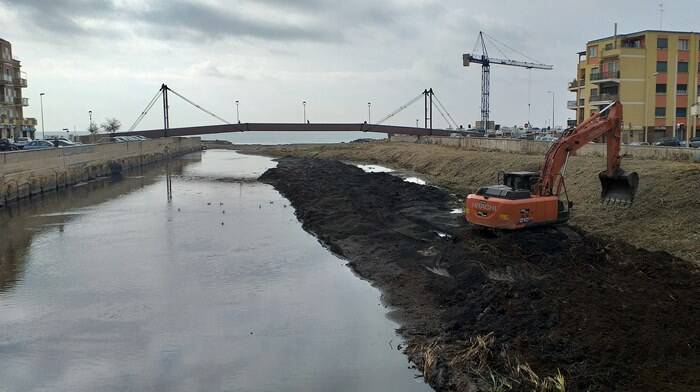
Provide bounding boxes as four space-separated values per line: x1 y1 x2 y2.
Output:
260 157 700 392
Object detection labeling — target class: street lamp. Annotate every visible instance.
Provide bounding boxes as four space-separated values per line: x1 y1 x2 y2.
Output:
546 90 555 130
39 92 45 140
644 72 660 143
235 100 240 123
302 101 307 123
416 119 420 127
367 102 371 124
62 128 69 140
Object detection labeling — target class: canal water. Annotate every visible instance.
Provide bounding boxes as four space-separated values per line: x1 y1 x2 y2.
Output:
0 150 431 392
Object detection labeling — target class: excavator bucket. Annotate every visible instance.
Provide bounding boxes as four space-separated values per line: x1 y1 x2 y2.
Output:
599 170 639 206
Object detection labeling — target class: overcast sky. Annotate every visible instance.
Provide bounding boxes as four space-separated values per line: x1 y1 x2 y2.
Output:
0 0 692 133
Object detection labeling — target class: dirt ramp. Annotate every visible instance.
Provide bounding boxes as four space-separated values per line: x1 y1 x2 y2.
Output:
260 157 700 392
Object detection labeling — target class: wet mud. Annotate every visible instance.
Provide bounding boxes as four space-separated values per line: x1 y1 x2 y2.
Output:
260 157 700 392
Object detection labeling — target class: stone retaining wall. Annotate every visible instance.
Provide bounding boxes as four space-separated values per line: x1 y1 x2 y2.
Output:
390 134 700 161
0 137 201 206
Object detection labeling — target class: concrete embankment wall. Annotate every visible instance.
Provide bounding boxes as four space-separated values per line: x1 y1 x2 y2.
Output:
390 134 700 162
0 137 201 206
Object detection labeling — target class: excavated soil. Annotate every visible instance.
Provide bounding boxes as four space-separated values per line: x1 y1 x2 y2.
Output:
260 157 700 392
233 141 700 264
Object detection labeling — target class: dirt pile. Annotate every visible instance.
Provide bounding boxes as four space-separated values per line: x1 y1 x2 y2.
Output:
239 141 700 264
260 157 700 392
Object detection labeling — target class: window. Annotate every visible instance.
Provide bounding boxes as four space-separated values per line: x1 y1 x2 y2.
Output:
605 43 613 50
588 46 598 57
677 107 687 117
655 107 666 117
656 84 667 94
677 84 688 95
678 61 689 72
679 39 689 51
657 38 668 49
657 61 668 72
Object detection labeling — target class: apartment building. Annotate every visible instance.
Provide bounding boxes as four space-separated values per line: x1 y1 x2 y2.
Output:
0 38 36 140
569 30 700 143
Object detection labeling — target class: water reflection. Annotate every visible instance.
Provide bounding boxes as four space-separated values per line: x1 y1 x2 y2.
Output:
0 150 430 392
0 156 197 295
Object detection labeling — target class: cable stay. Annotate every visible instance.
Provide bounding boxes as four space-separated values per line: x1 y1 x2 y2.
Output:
128 84 230 132
167 87 230 125
431 93 458 129
376 92 424 125
128 89 163 131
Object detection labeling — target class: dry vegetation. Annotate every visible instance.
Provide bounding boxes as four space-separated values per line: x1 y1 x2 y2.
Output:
231 141 700 264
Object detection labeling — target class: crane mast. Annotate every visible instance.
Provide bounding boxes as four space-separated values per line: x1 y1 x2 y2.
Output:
463 32 553 131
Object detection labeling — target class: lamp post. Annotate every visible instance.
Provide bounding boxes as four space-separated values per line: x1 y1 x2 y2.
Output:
367 102 371 123
644 72 659 143
235 100 240 123
39 92 45 140
416 119 420 127
546 90 555 130
62 128 69 141
302 101 307 123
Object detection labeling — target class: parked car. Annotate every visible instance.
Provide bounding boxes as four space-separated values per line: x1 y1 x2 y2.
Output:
0 139 18 151
689 136 700 148
52 139 77 147
13 137 31 149
628 141 650 146
654 137 681 147
23 140 55 150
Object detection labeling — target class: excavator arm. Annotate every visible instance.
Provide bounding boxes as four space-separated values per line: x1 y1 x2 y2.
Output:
534 101 639 205
465 101 638 230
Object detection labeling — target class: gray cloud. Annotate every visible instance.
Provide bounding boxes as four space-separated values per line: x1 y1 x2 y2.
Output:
133 1 344 43
1 0 422 44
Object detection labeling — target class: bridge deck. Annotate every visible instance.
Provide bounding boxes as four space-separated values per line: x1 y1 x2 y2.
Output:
112 123 452 138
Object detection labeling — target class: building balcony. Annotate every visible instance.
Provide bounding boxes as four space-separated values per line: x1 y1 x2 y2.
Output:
0 96 13 105
589 93 618 105
17 78 27 88
567 98 585 110
568 79 584 91
12 97 28 106
23 117 38 126
590 71 620 83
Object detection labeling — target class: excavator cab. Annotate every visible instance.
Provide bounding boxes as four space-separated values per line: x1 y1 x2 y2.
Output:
599 169 639 205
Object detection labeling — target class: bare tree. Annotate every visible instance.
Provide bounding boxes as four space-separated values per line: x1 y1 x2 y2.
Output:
87 122 99 134
101 118 121 134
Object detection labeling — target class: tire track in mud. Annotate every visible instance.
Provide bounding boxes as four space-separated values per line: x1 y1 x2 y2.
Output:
260 157 700 392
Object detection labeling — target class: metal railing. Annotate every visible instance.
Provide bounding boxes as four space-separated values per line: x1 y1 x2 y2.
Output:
590 71 620 81
590 93 618 102
17 78 27 87
567 100 578 109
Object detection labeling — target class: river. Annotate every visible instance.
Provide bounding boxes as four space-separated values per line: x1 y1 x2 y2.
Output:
0 150 430 392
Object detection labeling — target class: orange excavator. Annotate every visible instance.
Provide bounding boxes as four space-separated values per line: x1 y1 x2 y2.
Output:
465 101 638 230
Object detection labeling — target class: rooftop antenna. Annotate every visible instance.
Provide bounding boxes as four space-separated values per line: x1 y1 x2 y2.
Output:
659 3 664 29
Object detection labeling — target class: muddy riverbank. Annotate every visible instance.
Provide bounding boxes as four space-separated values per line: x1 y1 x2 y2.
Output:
232 141 700 265
260 157 700 392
